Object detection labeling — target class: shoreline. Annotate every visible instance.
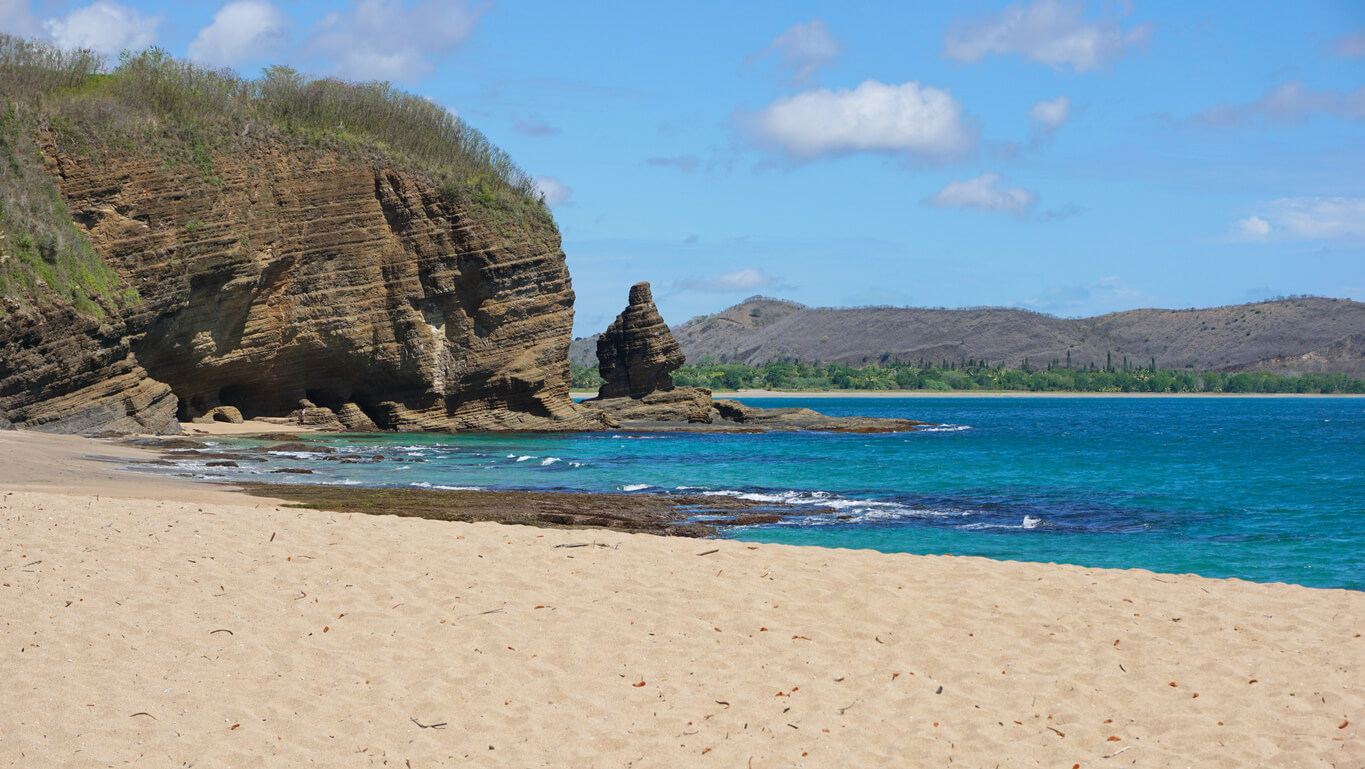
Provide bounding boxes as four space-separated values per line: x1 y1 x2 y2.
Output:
575 389 1365 399
2 428 1361 765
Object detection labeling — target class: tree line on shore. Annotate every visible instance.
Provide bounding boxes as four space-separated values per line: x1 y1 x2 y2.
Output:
571 359 1365 394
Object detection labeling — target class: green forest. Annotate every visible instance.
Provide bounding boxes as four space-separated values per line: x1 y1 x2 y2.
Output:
571 359 1365 394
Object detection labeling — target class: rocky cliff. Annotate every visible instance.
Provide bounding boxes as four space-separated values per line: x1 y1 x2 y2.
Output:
0 141 593 433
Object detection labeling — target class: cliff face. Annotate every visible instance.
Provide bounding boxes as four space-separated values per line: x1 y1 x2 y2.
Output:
0 141 592 432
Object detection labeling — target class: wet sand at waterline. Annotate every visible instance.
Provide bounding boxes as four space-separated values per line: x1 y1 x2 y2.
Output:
1 430 1360 766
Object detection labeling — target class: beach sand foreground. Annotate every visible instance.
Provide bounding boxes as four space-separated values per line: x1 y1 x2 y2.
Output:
2 431 1361 767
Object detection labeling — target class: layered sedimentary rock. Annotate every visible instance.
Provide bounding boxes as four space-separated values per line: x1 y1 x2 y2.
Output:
591 387 716 424
596 282 686 398
587 281 712 424
190 406 243 424
1 140 596 433
0 302 179 434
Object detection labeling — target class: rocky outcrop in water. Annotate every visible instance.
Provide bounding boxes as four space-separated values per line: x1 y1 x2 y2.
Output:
584 284 924 433
596 282 686 398
1 141 596 433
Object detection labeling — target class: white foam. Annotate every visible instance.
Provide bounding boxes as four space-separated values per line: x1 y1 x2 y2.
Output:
915 425 972 433
267 450 328 459
700 488 967 526
621 483 651 492
410 481 480 491
702 489 837 506
540 457 560 466
515 455 533 462
1022 515 1044 529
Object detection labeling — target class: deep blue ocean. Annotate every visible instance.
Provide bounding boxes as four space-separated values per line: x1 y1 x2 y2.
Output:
164 397 1365 591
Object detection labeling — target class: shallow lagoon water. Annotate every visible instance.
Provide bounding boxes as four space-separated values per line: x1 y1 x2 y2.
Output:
172 397 1365 590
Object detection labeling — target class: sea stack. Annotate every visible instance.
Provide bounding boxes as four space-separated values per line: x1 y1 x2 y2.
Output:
582 282 923 432
596 282 687 399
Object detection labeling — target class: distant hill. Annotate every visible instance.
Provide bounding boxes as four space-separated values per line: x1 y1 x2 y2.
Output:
570 296 1365 376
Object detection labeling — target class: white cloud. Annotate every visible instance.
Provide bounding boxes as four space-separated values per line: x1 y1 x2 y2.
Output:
534 176 571 207
1267 198 1365 240
0 0 39 37
944 0 1152 72
1028 95 1070 130
1333 30 1365 58
310 0 485 83
42 1 159 56
745 79 972 161
1256 80 1334 123
188 1 290 67
1232 198 1365 242
1235 215 1271 239
924 173 1037 215
1194 80 1364 126
674 268 781 293
748 18 840 83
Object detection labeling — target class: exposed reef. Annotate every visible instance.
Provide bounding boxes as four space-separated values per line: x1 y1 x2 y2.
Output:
231 483 823 537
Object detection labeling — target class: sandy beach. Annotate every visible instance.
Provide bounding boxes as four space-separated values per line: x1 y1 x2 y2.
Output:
2 430 1361 767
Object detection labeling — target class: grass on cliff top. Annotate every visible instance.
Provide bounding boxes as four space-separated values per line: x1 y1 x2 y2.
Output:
0 34 552 231
0 101 130 320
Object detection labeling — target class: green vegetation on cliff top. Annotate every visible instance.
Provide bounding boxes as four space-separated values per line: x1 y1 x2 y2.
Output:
0 34 549 318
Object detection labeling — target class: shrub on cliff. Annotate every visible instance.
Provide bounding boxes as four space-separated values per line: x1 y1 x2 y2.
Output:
0 34 550 317
0 102 127 318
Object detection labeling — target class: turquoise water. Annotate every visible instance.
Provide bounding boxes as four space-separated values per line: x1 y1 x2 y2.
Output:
173 397 1365 590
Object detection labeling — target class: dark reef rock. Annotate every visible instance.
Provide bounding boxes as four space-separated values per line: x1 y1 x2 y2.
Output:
596 282 686 398
233 483 832 537
590 387 715 424
711 399 925 432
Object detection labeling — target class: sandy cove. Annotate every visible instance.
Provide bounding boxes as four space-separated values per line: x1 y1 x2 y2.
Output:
1 431 1362 767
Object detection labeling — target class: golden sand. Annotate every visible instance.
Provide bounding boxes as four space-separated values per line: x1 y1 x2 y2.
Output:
1 430 1360 767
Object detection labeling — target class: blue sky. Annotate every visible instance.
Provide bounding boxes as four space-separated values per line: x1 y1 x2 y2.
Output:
2 1 1363 336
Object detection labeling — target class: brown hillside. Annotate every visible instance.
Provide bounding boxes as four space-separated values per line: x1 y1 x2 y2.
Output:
570 296 1365 375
